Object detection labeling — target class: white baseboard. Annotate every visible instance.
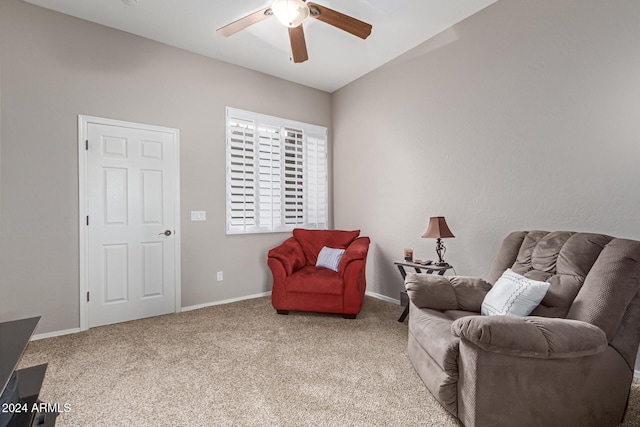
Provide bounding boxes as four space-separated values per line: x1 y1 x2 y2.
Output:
182 291 400 313
635 369 640 379
181 291 272 312
29 292 400 339
29 294 272 339
183 291 400 312
366 291 400 305
32 327 81 341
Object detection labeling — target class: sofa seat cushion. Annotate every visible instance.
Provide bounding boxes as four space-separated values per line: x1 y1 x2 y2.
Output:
443 310 477 321
285 266 343 295
409 307 472 374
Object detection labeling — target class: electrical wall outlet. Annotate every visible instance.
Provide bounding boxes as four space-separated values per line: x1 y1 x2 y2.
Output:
216 271 223 282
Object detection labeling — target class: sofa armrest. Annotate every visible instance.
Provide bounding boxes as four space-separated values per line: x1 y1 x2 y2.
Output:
267 237 306 276
338 237 370 276
404 273 491 312
451 315 608 359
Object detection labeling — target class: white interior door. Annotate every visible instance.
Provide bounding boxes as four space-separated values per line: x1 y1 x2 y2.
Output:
82 118 180 328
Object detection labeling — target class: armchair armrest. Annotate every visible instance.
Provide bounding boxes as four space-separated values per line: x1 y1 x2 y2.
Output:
267 237 306 276
451 315 607 359
338 237 370 276
404 273 491 312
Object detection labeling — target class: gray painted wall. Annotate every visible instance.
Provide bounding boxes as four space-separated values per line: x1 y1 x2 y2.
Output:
0 0 331 334
332 0 640 300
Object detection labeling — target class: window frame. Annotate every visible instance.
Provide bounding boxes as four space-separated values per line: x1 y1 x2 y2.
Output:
225 107 328 235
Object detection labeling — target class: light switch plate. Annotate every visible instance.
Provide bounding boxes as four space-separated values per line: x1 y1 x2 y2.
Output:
191 211 206 221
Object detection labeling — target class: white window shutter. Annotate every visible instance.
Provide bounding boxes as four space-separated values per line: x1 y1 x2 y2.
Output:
227 117 256 233
226 107 328 235
283 127 304 227
305 131 328 229
257 125 282 231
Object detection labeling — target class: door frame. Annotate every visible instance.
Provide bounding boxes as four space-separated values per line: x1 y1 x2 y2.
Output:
78 115 181 331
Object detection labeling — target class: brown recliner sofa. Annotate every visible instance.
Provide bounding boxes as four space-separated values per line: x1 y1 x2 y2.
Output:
405 231 640 427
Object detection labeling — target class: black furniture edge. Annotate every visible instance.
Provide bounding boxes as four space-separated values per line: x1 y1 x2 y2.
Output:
0 317 58 426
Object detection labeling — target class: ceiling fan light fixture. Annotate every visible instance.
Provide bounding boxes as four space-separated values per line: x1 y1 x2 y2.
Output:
271 0 310 28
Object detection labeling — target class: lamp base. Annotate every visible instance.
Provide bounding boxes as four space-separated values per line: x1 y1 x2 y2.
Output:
434 238 449 267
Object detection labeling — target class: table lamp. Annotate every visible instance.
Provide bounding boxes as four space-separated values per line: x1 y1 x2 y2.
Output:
422 216 455 266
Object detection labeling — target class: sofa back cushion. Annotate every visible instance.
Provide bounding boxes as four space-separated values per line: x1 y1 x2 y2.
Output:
293 228 360 265
487 231 613 318
566 238 640 339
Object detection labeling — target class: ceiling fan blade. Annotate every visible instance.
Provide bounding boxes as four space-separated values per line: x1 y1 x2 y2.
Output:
217 6 272 37
288 26 309 63
307 3 372 39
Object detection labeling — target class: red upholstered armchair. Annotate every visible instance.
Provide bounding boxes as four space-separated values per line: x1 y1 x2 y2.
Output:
268 229 370 318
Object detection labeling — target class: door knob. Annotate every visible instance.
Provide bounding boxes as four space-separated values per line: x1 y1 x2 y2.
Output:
159 230 172 236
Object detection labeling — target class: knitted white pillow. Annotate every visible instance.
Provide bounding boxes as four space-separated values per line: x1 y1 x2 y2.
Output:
316 246 346 272
481 268 550 316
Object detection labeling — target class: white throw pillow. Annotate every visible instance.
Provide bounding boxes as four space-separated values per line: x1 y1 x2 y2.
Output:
481 269 550 316
316 246 346 272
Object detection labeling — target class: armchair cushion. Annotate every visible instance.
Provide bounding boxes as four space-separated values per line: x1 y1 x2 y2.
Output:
452 315 608 359
405 273 491 312
293 228 360 265
480 268 550 316
285 266 343 295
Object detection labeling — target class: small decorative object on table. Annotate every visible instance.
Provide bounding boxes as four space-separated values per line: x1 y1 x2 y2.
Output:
403 248 413 262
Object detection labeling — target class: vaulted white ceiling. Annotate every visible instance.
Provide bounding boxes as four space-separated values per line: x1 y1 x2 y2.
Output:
24 0 498 92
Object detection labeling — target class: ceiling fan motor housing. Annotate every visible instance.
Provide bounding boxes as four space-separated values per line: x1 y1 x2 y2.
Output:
217 1 372 63
272 0 310 28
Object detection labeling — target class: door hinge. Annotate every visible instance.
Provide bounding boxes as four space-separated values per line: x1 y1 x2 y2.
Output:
85 140 89 150
86 216 89 226
87 291 90 302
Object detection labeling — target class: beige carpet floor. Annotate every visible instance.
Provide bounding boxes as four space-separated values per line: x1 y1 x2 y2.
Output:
19 296 640 426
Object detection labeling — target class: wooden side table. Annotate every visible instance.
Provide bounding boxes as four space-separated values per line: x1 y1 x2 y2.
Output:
395 261 454 322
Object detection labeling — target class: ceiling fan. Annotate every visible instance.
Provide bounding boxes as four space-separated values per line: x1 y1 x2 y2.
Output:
217 0 372 63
